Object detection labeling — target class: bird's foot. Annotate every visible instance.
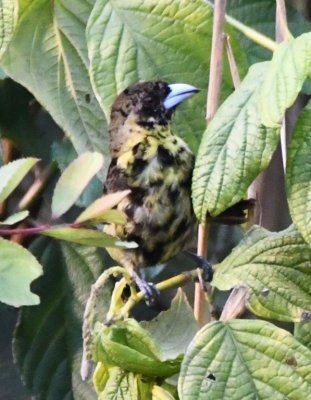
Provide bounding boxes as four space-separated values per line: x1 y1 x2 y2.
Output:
184 251 214 282
131 271 160 307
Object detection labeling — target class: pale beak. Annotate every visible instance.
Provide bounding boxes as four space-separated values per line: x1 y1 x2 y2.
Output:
163 83 200 110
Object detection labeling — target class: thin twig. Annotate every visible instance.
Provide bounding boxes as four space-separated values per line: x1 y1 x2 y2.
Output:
206 0 227 122
195 0 228 327
276 0 291 171
18 163 57 210
276 0 292 42
203 0 277 52
225 34 241 88
220 33 250 319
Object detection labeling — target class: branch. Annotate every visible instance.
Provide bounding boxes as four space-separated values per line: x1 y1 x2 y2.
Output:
205 0 227 122
276 0 291 171
195 0 228 327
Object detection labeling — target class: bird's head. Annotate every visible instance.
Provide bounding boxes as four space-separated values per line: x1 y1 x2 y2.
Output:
110 80 199 127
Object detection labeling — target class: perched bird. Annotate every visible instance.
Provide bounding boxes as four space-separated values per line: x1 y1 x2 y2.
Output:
104 81 251 294
104 81 197 274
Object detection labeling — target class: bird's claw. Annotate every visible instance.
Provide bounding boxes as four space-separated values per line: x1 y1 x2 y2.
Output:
132 272 160 306
185 251 214 282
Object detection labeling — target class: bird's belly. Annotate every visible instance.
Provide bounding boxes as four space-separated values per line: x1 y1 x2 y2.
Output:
114 181 196 268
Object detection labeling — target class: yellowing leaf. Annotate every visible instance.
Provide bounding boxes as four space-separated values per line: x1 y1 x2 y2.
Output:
52 152 104 218
0 210 29 225
76 190 130 223
0 158 38 203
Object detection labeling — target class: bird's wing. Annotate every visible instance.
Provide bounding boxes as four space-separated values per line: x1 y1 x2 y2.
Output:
104 157 129 194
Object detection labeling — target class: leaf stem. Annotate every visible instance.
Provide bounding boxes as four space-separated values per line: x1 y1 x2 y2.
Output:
0 224 51 236
203 0 277 52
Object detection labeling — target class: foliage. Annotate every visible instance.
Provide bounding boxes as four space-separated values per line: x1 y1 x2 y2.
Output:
0 1 310 400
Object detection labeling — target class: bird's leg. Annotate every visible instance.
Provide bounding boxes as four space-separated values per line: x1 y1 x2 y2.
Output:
131 271 160 307
184 251 214 282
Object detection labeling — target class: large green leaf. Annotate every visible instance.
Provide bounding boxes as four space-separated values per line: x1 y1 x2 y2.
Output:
179 319 311 400
286 101 311 246
192 63 279 221
13 237 110 399
212 225 311 322
260 33 311 127
0 0 109 166
86 0 248 152
0 0 18 58
226 0 311 64
0 238 42 306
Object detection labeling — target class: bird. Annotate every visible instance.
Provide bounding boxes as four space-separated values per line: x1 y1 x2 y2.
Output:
104 80 251 299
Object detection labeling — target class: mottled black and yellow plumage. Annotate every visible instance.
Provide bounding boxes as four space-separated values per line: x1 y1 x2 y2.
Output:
104 81 198 271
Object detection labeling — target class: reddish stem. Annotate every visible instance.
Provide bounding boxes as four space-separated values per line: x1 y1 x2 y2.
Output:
0 222 82 237
0 224 51 236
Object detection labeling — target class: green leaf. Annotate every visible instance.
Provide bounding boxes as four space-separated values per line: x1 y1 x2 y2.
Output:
14 237 109 398
0 210 29 225
179 319 311 400
213 225 311 322
286 101 311 246
260 33 311 127
192 63 279 221
43 226 135 249
295 322 311 350
52 152 104 218
0 157 38 203
86 0 248 152
227 0 311 64
94 319 181 378
142 289 198 361
0 0 18 58
76 190 130 224
0 237 42 306
0 0 109 164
